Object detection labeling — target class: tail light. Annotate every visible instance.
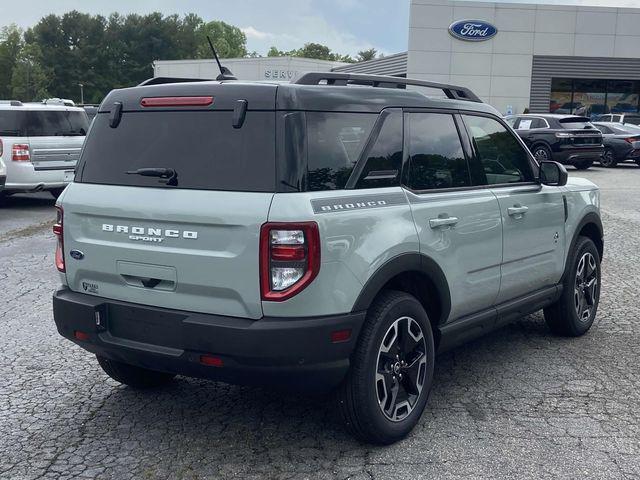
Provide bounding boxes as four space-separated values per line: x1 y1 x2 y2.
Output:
12 143 30 161
53 206 65 272
624 136 640 144
260 222 320 301
0 138 3 157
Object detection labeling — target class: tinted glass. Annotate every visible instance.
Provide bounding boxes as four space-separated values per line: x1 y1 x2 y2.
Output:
624 115 640 126
463 114 534 185
559 117 596 130
355 111 402 189
0 111 25 136
407 113 470 191
606 80 639 115
78 111 275 192
306 112 376 191
0 110 88 136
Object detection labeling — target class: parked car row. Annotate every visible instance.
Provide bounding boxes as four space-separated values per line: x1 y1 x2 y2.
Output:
0 100 89 199
506 113 640 169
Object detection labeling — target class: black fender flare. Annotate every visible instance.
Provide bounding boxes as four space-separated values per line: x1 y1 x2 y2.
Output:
562 211 603 281
351 252 451 324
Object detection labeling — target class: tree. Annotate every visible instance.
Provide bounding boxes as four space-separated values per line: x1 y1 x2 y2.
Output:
0 25 24 98
357 48 377 62
267 46 283 57
196 20 247 58
11 43 50 101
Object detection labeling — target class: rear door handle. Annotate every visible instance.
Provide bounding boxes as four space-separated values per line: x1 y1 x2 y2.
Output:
507 205 529 216
429 216 459 228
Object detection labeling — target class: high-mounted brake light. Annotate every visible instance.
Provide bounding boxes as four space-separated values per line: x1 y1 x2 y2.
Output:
12 143 30 161
260 222 320 301
140 96 214 107
53 206 65 272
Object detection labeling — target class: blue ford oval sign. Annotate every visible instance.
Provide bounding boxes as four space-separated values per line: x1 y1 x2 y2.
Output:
449 20 497 42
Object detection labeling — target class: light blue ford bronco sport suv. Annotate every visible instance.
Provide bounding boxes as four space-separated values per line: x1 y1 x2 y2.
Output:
52 72 603 444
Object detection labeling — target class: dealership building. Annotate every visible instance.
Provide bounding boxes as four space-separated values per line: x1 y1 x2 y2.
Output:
156 0 640 116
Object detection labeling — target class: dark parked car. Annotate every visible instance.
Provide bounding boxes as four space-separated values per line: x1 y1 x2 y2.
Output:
592 122 640 167
507 114 604 170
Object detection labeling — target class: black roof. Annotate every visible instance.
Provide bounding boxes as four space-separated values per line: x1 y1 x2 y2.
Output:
98 73 498 115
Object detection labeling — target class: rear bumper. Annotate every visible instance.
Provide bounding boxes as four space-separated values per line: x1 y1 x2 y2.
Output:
554 146 603 164
4 161 75 192
53 287 365 392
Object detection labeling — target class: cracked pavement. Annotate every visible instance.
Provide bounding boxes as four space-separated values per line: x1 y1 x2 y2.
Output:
1 167 640 480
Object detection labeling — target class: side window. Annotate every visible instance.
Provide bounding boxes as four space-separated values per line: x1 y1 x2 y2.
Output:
463 114 535 185
517 117 534 130
406 113 471 191
532 118 547 129
306 112 376 191
355 111 402 189
505 116 517 128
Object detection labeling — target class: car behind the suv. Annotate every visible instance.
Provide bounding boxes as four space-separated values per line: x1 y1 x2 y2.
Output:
0 101 88 199
507 114 603 170
52 73 603 444
592 122 640 167
598 113 640 126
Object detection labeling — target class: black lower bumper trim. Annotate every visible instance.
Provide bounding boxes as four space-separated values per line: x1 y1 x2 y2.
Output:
53 288 365 391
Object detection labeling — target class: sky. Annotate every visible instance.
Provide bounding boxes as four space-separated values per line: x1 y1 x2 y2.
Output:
0 0 639 57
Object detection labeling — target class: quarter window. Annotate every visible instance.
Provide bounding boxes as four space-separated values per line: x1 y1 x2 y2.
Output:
406 113 470 191
463 115 535 185
354 111 402 189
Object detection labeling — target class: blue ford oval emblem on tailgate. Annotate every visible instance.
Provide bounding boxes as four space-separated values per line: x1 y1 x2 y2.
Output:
449 20 497 41
69 249 84 260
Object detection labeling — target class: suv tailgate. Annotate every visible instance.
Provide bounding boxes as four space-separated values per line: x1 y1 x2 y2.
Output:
62 183 272 319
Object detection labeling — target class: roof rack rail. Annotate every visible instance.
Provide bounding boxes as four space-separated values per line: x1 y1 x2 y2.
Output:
138 77 213 87
0 100 23 106
294 72 482 103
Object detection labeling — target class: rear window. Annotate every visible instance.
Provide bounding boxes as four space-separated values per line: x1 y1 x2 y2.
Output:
77 111 275 192
0 110 88 136
559 117 596 130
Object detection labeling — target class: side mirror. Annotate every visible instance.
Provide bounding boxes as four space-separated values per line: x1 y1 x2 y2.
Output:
540 161 568 186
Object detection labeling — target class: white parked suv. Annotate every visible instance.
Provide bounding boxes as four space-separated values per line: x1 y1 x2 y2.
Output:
0 101 89 199
0 156 6 191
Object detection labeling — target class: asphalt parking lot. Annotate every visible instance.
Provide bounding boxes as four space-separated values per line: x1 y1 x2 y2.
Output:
2 165 640 480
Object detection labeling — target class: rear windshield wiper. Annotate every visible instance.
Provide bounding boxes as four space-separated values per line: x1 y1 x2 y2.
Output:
126 167 178 186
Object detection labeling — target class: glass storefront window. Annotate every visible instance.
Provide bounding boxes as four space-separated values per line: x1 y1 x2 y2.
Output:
573 79 607 118
550 78 573 114
549 78 640 118
607 80 639 114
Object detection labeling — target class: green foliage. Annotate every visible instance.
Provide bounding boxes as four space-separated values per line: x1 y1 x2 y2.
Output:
195 21 247 59
266 42 355 63
11 43 51 101
357 48 378 62
0 12 250 103
0 25 24 98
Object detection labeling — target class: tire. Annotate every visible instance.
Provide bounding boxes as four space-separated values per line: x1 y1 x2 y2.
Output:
50 188 66 199
335 290 435 444
544 236 601 337
532 144 552 163
574 159 593 170
599 148 617 168
96 355 175 389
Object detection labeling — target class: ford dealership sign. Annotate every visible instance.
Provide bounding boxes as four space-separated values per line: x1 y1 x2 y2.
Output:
449 20 497 41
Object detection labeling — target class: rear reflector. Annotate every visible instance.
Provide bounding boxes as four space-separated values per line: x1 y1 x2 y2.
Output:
330 329 352 343
140 96 214 107
74 330 89 341
200 355 224 367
